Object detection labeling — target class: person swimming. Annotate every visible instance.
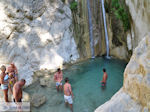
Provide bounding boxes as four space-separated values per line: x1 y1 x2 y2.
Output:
64 77 74 112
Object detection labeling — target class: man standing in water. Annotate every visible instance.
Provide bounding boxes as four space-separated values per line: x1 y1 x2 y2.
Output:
64 77 74 112
13 79 26 102
54 68 63 92
101 68 108 87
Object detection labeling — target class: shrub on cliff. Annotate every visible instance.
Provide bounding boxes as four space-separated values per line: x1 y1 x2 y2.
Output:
105 0 130 32
70 1 78 11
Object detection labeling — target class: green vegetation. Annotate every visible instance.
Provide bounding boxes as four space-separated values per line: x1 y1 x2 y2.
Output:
70 1 78 11
61 0 65 3
105 0 130 31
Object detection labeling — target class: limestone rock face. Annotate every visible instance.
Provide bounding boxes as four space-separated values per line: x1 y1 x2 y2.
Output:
72 0 106 59
126 0 150 49
95 89 143 112
110 46 128 60
95 35 150 112
31 93 46 107
0 0 79 85
124 35 150 108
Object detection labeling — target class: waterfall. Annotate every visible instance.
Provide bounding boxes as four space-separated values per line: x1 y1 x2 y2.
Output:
87 0 95 58
101 0 110 58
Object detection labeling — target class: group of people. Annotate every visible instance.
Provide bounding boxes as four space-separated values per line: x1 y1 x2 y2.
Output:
54 68 74 112
53 68 108 112
0 63 108 112
0 63 26 103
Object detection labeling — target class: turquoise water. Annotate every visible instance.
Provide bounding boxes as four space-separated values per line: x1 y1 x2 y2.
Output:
25 57 127 112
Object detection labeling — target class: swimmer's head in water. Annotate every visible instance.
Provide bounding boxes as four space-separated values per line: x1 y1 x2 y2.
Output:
65 77 69 83
1 65 6 72
103 68 106 72
20 79 26 86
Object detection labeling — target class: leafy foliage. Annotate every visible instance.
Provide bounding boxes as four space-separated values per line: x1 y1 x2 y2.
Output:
105 0 130 31
70 1 78 11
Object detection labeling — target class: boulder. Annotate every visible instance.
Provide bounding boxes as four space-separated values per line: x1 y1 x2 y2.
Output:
31 93 46 107
40 78 49 87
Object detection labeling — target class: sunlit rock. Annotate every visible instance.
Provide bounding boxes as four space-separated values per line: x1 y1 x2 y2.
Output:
126 0 150 49
0 0 79 85
31 93 46 107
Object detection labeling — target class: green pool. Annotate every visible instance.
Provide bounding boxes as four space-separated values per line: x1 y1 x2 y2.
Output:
25 57 127 112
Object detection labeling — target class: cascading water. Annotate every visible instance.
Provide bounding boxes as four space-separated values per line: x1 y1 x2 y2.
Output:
101 0 110 58
87 0 95 58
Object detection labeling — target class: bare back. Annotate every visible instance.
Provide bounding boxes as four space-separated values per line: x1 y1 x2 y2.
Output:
102 72 108 83
64 83 72 96
13 82 22 100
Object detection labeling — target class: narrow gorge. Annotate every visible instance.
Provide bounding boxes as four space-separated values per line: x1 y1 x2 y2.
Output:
0 0 149 112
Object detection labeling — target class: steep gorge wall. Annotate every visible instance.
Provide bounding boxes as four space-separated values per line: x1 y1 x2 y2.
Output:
95 0 150 111
95 34 150 112
105 0 150 60
0 0 79 85
72 0 106 59
126 0 150 49
104 0 131 60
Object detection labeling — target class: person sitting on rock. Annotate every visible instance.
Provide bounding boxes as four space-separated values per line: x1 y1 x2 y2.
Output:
0 65 9 102
101 68 108 87
54 68 63 92
64 77 74 112
13 79 26 102
8 72 17 94
7 63 18 81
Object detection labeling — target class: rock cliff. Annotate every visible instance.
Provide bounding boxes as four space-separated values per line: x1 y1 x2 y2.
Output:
95 34 150 112
126 0 150 49
0 0 79 85
95 0 150 111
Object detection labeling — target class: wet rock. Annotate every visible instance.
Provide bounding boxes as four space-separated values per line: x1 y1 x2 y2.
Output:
110 46 128 60
40 78 49 87
31 93 46 107
40 75 55 88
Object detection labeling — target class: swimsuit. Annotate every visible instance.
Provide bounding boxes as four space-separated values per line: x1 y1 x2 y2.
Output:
1 75 9 90
56 82 62 86
13 98 22 102
64 95 73 104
